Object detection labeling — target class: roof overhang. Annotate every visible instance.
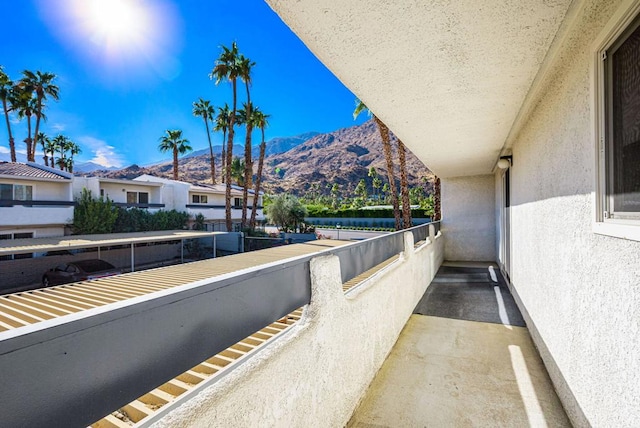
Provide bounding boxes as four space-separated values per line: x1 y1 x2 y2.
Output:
95 178 164 187
0 230 223 256
266 0 573 177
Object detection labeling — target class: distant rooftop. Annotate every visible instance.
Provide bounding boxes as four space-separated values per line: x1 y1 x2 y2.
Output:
0 162 72 181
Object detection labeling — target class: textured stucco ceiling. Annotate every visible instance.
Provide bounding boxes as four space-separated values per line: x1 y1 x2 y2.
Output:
266 0 573 177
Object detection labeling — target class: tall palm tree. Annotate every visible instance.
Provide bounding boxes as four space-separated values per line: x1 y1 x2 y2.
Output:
192 98 216 184
158 129 192 180
15 90 37 161
52 134 69 170
237 102 255 227
396 138 412 228
37 132 50 166
20 71 59 162
230 156 245 186
67 141 81 173
250 108 269 229
43 133 57 167
214 104 230 183
353 99 401 230
0 67 17 162
211 42 241 231
238 55 255 228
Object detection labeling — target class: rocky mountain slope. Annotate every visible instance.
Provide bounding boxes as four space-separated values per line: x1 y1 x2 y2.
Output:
93 120 433 196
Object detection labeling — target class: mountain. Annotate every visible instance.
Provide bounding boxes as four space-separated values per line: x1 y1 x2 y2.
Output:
97 120 434 195
260 120 433 196
183 131 319 160
74 161 118 173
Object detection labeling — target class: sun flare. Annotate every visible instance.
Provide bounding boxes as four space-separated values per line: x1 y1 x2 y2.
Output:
83 0 149 47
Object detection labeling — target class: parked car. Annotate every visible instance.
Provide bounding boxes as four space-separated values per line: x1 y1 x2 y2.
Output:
42 259 121 287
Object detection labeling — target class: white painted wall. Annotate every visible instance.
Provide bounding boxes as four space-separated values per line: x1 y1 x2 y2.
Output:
0 178 73 229
150 231 444 427
441 174 496 261
501 0 640 426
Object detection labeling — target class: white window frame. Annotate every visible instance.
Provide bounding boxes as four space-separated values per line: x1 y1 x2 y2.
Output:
0 182 34 201
593 0 640 241
191 194 208 204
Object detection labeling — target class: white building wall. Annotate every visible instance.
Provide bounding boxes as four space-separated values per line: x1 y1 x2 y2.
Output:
441 174 496 261
502 0 639 426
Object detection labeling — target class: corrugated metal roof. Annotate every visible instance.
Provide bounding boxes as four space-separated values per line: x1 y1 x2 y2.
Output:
0 230 220 256
0 162 72 180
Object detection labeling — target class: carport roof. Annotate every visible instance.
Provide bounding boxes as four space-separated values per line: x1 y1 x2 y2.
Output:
0 230 221 256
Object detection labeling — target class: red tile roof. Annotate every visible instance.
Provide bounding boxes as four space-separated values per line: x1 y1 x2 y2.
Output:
0 162 71 180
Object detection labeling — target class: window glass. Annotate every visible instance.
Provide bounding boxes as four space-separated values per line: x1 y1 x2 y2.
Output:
0 184 13 200
14 232 33 239
607 16 640 216
138 192 149 204
192 195 200 203
200 195 207 204
14 185 32 201
127 192 137 204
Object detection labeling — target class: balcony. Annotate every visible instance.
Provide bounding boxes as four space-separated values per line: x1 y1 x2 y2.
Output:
0 200 74 227
0 222 571 426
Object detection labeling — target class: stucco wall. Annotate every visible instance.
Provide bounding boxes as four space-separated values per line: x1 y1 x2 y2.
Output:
149 230 444 427
441 174 496 261
504 0 639 426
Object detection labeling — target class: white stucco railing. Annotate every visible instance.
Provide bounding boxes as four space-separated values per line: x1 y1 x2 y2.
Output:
148 226 444 427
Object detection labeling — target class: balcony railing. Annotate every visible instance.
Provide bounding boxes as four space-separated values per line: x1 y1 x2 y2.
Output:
0 222 439 427
113 202 165 209
0 199 74 207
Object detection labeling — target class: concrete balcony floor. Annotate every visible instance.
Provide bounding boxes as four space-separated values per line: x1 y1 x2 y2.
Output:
349 262 571 427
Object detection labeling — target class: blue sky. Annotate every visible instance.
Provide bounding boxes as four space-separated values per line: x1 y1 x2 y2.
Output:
0 0 366 167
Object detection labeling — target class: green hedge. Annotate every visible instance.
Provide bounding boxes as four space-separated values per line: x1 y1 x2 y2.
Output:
305 206 430 218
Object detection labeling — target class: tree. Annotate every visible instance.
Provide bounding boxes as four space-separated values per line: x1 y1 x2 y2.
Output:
331 183 340 209
211 42 242 231
67 140 81 173
381 182 390 204
192 98 216 184
250 108 270 229
355 178 367 200
52 134 70 170
397 138 412 228
214 104 230 183
230 156 245 186
20 70 59 162
373 176 382 201
265 193 308 233
0 67 17 162
73 188 118 234
238 55 255 229
158 129 192 180
353 99 401 230
37 132 50 166
15 89 37 161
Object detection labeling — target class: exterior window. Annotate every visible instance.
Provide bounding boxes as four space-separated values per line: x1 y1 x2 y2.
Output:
0 232 33 260
126 191 150 204
0 184 33 201
602 13 640 221
192 194 208 204
234 197 241 208
100 188 105 198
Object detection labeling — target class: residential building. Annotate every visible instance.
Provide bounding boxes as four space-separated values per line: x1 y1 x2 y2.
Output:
72 176 165 211
134 174 264 231
0 162 74 243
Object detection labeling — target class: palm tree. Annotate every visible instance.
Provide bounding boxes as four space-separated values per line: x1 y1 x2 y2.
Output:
192 98 216 184
211 42 241 231
250 108 270 229
353 99 401 230
396 138 412 228
67 141 81 173
0 67 17 162
43 133 57 166
214 104 230 183
158 129 192 180
230 156 245 186
238 55 255 228
52 134 69 170
20 71 59 162
37 132 50 166
15 90 37 161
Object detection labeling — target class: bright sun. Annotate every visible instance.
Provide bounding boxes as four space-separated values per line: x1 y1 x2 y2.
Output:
84 0 149 46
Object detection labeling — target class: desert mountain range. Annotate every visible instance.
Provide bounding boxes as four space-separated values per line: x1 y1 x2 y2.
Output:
91 120 434 196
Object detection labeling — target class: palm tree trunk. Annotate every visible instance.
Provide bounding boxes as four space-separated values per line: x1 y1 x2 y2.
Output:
374 116 401 230
242 120 253 229
2 99 16 162
204 118 216 184
42 142 48 166
32 101 43 162
26 115 33 162
225 79 237 232
221 129 227 184
250 136 266 229
173 148 179 180
397 139 412 229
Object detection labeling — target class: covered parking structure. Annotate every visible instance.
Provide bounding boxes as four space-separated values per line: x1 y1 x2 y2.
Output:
0 231 224 293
